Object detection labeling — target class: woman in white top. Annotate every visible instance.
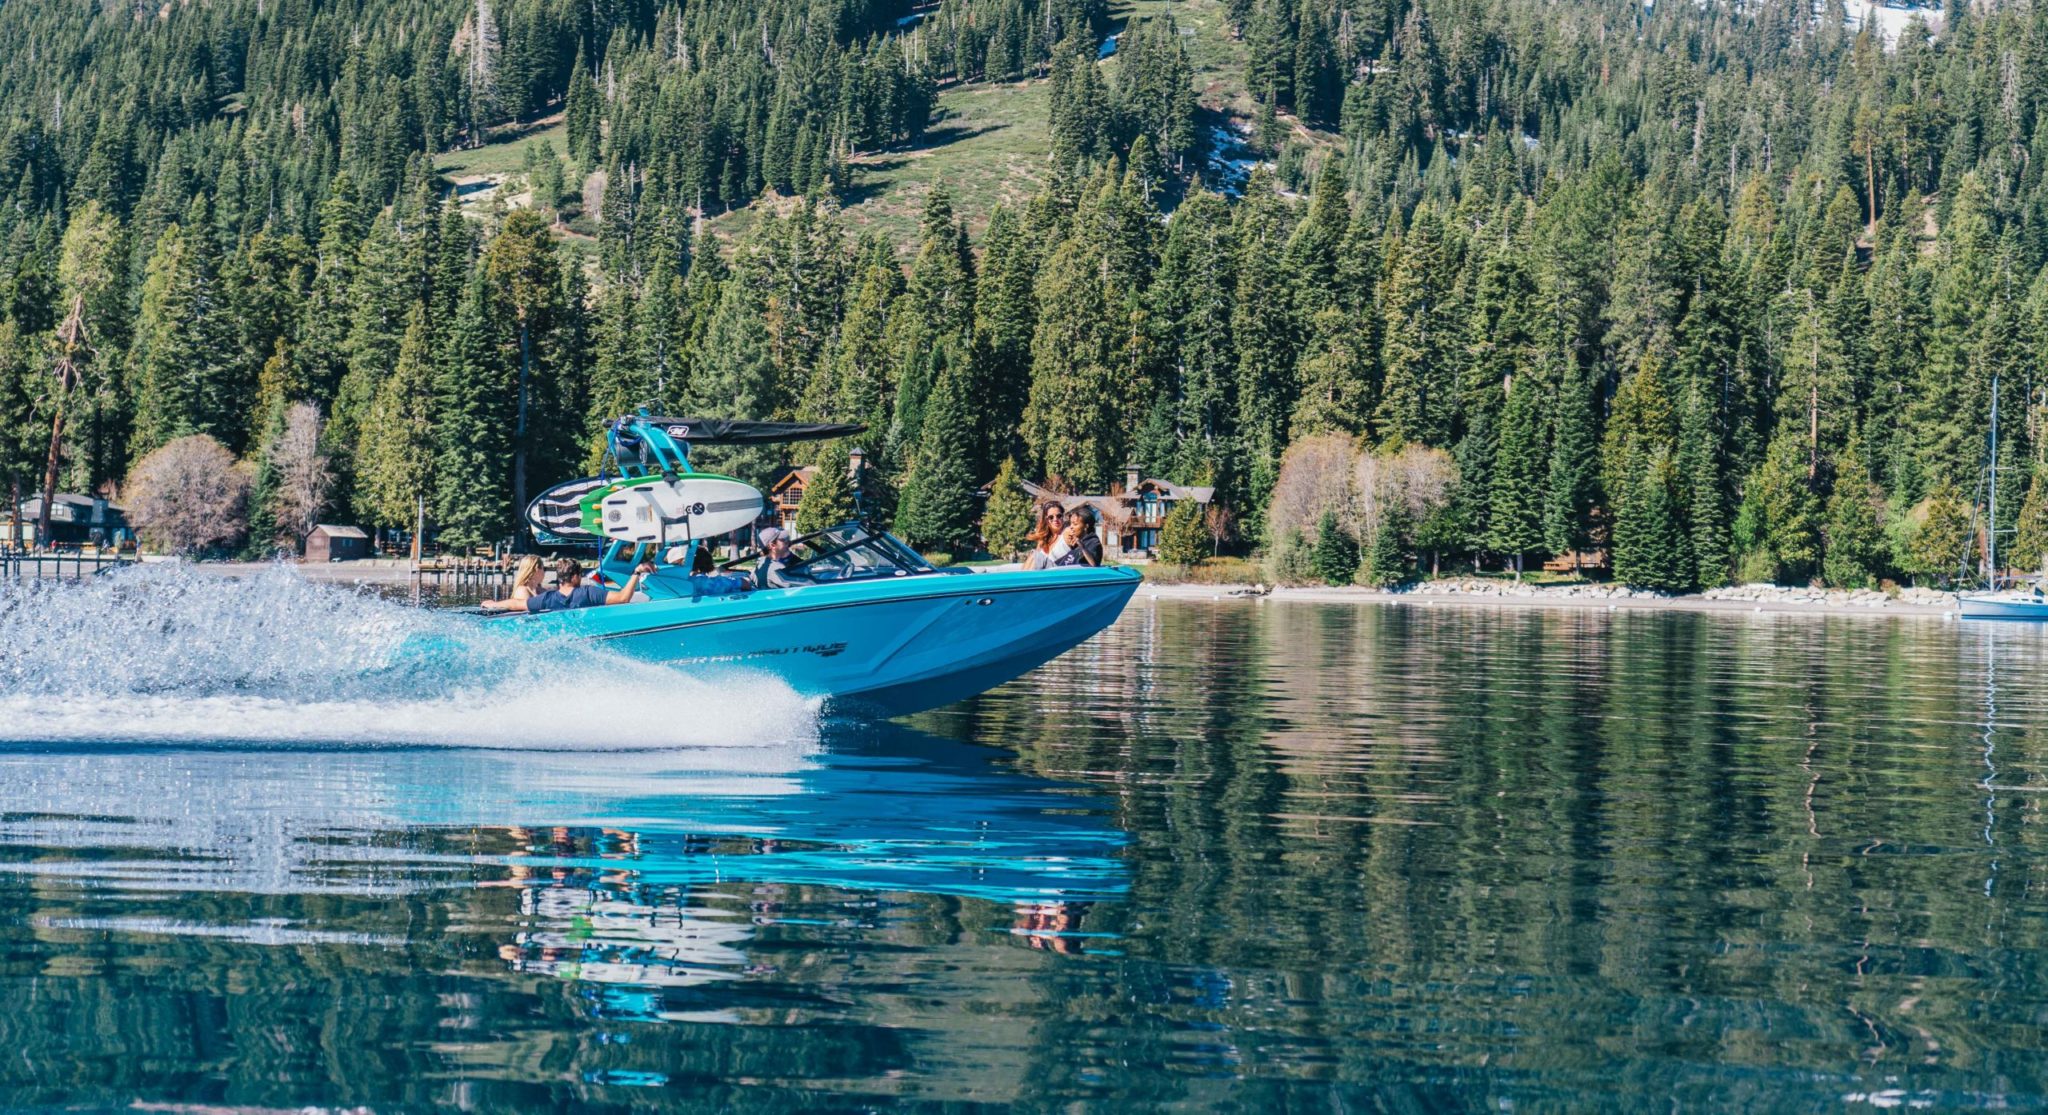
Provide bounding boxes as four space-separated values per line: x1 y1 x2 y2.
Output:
1022 502 1067 570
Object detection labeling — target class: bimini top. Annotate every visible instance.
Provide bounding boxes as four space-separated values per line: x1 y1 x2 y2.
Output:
625 417 864 445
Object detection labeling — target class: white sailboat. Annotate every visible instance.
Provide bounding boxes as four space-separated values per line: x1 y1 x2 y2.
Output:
1958 374 2048 619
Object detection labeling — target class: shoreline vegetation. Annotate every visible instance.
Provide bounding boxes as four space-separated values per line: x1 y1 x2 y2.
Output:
168 557 1968 617
1140 578 1962 617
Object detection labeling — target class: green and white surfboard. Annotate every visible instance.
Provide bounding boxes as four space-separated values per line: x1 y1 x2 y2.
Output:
578 474 765 544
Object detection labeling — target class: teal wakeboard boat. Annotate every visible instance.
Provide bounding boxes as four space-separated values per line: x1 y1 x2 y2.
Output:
500 415 1140 715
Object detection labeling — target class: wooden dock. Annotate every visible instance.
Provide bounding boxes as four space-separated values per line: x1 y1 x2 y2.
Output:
0 549 136 581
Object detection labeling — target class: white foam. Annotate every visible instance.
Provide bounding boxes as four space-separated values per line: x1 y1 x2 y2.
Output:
0 563 820 751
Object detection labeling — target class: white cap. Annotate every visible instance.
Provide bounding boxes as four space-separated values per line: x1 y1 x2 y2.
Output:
759 527 787 545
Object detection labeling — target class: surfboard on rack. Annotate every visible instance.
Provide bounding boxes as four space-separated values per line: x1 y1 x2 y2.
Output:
525 476 609 543
581 474 764 544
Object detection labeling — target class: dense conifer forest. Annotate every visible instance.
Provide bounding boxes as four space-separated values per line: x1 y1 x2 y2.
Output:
1 0 2045 588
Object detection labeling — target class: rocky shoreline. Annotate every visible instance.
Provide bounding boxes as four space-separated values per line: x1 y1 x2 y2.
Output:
1140 577 1962 617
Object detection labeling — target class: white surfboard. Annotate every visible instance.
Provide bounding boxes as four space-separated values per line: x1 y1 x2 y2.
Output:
588 475 764 545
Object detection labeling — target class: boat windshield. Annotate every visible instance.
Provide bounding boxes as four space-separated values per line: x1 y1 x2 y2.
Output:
780 523 935 582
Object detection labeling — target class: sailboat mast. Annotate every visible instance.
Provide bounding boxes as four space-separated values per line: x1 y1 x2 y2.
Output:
1990 371 1999 585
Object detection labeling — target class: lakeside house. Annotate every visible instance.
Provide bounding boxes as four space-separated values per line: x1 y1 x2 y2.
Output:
766 464 815 533
764 449 869 536
1023 467 1215 562
3 493 131 550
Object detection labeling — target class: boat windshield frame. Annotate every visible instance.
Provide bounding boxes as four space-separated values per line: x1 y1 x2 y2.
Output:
779 523 937 582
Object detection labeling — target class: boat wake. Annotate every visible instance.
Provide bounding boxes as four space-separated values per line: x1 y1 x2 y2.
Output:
0 563 819 751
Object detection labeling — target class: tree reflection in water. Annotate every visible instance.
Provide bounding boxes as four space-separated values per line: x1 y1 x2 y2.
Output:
6 604 2048 1109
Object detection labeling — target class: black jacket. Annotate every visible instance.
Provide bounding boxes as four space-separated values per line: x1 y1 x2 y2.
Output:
1056 531 1104 567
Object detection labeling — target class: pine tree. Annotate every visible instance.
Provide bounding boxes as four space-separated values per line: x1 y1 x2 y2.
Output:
795 452 856 534
328 213 411 504
1158 497 1208 565
1147 190 1236 482
481 209 577 513
1905 479 1974 586
1363 503 1411 587
1310 510 1358 586
1542 367 1598 569
1023 237 1119 490
432 278 513 550
356 306 439 529
1374 206 1452 447
565 49 601 170
2010 469 2048 580
971 208 1040 468
1601 354 1680 580
1488 371 1545 574
128 223 234 461
300 173 364 404
1231 172 1296 530
981 456 1036 559
241 399 287 557
896 359 985 554
1822 441 1887 588
1290 306 1372 438
1677 376 1730 588
1753 431 1823 583
1618 448 1693 591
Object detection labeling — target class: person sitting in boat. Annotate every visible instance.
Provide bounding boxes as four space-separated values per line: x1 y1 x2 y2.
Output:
1023 503 1066 570
527 558 651 612
754 527 815 589
480 555 547 612
677 542 753 598
1055 505 1104 567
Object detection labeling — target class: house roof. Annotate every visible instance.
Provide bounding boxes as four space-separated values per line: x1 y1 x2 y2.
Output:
767 465 816 494
17 493 124 514
1020 479 1215 505
311 524 370 539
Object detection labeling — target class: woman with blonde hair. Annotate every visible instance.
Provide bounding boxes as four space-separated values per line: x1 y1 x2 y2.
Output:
482 555 546 612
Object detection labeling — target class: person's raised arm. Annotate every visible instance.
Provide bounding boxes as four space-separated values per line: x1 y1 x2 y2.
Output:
605 562 656 605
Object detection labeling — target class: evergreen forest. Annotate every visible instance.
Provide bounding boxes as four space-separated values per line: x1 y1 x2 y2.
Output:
2 0 2047 589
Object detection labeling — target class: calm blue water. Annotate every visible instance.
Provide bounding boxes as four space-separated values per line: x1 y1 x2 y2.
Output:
3 568 2048 1110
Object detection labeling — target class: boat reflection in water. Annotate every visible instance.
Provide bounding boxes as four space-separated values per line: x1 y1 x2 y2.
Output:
457 728 1126 1021
0 721 1126 1037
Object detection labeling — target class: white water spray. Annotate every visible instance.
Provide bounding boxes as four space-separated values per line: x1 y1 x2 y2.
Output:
0 564 819 750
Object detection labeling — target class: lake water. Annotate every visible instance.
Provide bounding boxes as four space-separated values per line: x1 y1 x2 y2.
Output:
3 569 2048 1110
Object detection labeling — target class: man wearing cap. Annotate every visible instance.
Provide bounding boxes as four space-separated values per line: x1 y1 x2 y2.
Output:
754 527 814 589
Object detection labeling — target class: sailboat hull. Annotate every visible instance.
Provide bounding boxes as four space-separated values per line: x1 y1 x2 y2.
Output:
1958 593 2048 620
507 566 1142 715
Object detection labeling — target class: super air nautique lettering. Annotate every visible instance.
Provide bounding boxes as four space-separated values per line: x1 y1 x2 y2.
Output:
675 641 851 665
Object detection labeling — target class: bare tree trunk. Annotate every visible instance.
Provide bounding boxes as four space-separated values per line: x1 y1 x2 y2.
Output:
1808 332 1820 481
37 403 64 549
514 320 531 548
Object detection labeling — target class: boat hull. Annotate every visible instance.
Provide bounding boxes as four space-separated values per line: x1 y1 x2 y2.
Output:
508 566 1142 715
1958 593 2048 620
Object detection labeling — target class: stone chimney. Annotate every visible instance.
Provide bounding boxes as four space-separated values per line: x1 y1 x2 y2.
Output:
1124 462 1140 493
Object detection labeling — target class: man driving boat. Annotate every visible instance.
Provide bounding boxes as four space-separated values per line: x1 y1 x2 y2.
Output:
754 527 815 589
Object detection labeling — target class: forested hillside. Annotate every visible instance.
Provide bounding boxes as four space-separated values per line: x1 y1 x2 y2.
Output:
2 0 2047 588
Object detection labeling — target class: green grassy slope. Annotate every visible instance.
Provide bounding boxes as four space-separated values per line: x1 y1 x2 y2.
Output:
435 0 1261 257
